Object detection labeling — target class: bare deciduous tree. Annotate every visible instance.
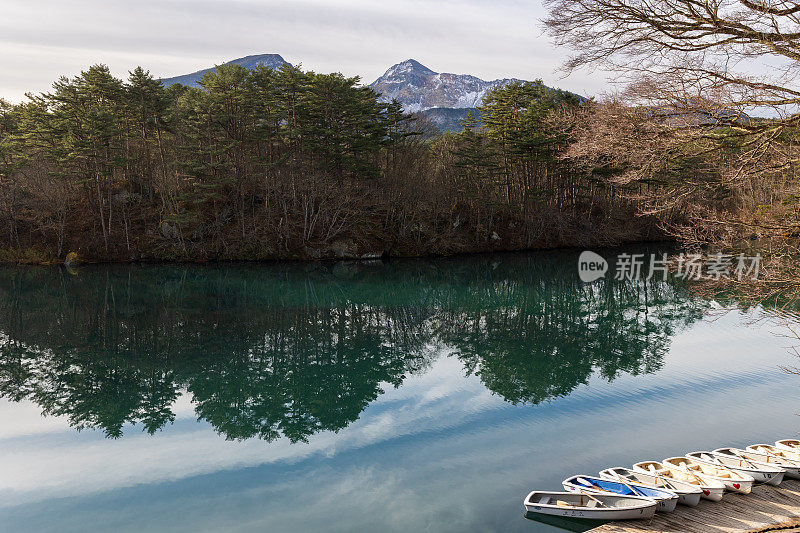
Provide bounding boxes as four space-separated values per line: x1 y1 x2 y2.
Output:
545 0 800 301
544 0 800 164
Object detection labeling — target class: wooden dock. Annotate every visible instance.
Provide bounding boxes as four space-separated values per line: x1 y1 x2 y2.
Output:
590 479 800 532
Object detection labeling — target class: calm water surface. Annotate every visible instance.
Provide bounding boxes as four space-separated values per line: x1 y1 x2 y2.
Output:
0 249 798 532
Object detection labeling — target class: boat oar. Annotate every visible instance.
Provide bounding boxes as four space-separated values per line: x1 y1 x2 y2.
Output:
700 453 726 469
750 448 778 464
677 462 707 487
733 452 768 470
613 471 647 489
755 452 775 464
645 468 672 490
754 445 781 459
574 486 607 508
702 455 742 478
613 476 646 497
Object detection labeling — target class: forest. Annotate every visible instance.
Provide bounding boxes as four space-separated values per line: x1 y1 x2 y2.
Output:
3 0 800 308
0 62 663 263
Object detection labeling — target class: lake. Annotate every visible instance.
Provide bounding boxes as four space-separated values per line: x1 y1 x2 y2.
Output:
0 248 797 532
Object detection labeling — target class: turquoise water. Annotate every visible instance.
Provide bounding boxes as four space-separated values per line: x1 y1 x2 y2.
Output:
0 249 797 532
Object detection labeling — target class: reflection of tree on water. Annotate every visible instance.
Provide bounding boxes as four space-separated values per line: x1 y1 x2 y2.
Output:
0 252 706 441
441 259 705 404
189 305 432 442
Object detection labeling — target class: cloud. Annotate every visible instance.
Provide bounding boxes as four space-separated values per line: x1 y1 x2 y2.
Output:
0 0 606 103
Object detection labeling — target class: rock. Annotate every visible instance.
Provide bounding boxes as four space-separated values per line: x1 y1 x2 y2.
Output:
161 222 181 240
330 238 359 259
303 246 322 259
191 225 206 241
113 191 141 205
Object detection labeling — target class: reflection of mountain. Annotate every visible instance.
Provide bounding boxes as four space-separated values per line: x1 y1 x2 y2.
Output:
0 252 705 440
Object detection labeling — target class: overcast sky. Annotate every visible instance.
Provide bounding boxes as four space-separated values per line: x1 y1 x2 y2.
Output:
0 0 608 103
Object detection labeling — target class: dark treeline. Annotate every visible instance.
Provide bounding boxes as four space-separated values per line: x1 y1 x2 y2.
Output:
0 63 659 263
0 252 704 440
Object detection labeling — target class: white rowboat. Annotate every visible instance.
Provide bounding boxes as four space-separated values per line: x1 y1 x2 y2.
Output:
690 450 782 486
748 444 800 477
713 448 790 484
562 475 678 513
776 440 800 454
632 460 725 502
523 491 657 520
666 455 754 494
600 467 703 507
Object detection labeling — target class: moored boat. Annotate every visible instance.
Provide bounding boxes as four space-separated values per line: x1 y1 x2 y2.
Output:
665 455 754 494
562 475 678 513
748 443 800 476
600 467 703 507
633 460 725 501
776 439 800 454
523 491 658 520
688 450 782 486
713 447 790 484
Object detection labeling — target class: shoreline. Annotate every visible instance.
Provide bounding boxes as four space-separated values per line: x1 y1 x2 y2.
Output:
0 239 677 267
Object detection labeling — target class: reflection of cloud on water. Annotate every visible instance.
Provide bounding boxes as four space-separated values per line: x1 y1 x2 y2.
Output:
0 280 742 519
1 316 796 527
4 347 797 533
0 354 499 506
0 387 200 440
0 253 796 531
0 253 708 444
0 398 71 437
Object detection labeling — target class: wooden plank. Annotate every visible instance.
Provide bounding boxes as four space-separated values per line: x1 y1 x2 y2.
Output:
590 480 800 533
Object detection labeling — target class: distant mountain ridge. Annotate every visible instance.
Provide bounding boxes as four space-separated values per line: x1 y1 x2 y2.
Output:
368 59 525 113
159 55 539 131
160 54 291 88
419 108 479 133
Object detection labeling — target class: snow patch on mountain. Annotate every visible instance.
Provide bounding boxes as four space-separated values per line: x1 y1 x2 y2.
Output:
369 59 523 112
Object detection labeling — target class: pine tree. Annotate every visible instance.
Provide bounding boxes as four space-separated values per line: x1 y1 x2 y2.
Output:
0 100 25 247
479 80 581 208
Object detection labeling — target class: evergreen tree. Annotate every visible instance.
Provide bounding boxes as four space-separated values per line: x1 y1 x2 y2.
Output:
451 111 502 199
480 81 581 207
0 100 25 246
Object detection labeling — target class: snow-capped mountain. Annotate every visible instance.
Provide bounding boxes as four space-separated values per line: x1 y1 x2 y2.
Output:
160 54 291 88
159 55 532 130
368 59 524 113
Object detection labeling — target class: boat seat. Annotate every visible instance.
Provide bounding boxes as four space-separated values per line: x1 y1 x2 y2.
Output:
585 500 599 508
537 496 551 505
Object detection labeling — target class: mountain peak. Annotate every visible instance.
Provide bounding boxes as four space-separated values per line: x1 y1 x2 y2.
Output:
370 60 524 113
160 53 291 87
227 54 289 71
384 59 437 77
